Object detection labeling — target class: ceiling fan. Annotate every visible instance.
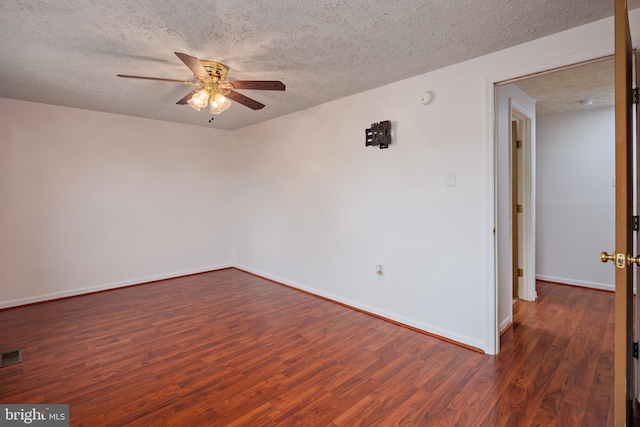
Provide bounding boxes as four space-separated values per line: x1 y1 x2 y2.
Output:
117 52 285 114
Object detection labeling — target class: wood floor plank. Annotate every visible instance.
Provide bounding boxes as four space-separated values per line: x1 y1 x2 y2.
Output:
0 271 614 426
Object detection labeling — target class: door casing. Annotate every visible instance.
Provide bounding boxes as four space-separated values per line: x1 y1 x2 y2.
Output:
510 105 535 303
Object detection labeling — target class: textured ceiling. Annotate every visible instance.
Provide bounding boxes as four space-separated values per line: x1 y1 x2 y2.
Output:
0 0 638 130
514 57 614 116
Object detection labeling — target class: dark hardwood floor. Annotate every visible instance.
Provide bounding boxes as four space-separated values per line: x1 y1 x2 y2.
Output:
0 270 613 426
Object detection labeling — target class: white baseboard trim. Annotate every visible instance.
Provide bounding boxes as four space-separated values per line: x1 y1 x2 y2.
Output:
499 316 512 333
234 264 485 352
0 263 232 309
535 274 614 292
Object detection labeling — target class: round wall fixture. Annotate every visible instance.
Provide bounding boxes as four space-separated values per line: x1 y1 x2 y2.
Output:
421 91 434 105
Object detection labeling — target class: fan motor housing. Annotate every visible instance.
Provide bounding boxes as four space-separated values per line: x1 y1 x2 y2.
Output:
199 60 229 82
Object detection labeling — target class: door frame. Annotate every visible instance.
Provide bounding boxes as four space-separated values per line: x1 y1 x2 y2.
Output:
510 105 536 303
493 55 620 356
492 86 537 350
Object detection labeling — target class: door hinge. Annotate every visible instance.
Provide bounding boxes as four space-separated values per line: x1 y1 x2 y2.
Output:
517 268 524 277
516 140 523 149
634 215 639 231
517 204 523 213
633 342 638 359
634 87 639 105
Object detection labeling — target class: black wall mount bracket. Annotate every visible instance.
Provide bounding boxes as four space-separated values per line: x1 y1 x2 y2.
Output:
365 120 391 149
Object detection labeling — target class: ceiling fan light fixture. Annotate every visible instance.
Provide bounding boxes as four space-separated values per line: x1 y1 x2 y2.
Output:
118 52 285 115
187 99 202 111
216 93 232 110
191 89 210 109
209 102 222 115
210 93 231 114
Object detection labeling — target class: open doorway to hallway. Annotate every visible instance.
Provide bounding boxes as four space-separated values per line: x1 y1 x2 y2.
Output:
495 56 616 345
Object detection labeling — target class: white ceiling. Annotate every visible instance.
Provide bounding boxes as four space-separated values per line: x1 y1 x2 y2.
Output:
0 0 638 130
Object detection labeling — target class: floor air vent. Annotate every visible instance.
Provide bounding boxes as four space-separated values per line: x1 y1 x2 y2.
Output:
0 349 22 367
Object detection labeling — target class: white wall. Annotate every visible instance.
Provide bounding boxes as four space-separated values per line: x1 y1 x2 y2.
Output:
233 11 640 354
0 99 235 307
496 84 536 331
536 107 615 290
234 74 490 350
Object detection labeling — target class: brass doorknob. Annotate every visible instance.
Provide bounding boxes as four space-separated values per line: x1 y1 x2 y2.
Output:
628 255 640 266
600 251 615 263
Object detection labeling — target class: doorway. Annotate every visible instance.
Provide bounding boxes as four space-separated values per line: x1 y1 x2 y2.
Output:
494 83 536 337
495 56 616 348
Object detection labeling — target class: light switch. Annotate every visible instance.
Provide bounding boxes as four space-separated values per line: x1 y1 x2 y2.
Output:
446 171 457 187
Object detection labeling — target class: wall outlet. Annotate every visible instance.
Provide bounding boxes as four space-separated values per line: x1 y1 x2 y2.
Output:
376 264 384 280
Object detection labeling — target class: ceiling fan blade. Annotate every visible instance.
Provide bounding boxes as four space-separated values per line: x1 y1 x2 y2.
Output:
174 52 210 80
225 80 286 91
225 90 265 110
176 88 200 105
117 74 194 84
